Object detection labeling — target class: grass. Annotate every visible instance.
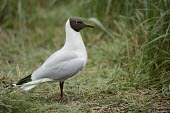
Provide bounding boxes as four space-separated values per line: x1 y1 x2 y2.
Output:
0 0 170 112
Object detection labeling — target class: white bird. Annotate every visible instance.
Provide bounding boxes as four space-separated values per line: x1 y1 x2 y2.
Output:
15 17 94 101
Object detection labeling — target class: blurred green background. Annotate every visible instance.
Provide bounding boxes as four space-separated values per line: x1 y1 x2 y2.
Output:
0 0 170 112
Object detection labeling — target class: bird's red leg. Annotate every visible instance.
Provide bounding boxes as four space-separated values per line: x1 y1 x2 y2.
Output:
59 81 64 102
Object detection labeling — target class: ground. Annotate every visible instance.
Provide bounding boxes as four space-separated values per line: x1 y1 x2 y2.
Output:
0 1 170 113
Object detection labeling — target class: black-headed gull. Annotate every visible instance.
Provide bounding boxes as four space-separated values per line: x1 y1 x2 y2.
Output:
14 17 94 101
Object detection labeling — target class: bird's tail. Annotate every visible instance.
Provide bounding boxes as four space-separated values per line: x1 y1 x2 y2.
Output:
15 73 37 90
3 73 53 91
3 83 36 91
3 73 34 90
21 84 36 90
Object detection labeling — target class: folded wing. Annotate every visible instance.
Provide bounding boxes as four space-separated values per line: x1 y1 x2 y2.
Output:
31 50 85 81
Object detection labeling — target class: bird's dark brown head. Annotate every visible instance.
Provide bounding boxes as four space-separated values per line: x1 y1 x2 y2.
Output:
69 17 94 32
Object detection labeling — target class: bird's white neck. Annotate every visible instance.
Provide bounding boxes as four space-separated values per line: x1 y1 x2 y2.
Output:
63 19 86 52
62 19 87 63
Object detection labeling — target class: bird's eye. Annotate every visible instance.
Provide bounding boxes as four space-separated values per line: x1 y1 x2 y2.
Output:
76 21 82 24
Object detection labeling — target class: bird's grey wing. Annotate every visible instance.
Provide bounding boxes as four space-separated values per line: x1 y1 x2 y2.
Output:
42 50 78 67
32 58 85 80
31 51 85 80
42 49 77 67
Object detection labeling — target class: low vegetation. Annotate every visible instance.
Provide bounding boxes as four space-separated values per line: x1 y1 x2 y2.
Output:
0 0 170 112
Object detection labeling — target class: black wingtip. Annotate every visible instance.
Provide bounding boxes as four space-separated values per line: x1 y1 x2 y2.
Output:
16 74 32 85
